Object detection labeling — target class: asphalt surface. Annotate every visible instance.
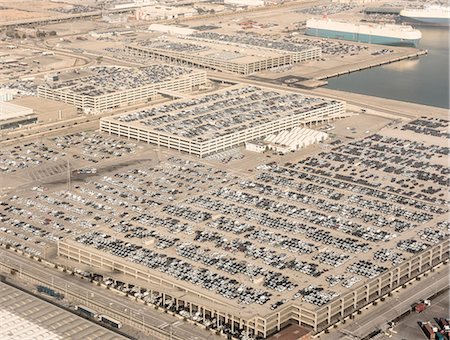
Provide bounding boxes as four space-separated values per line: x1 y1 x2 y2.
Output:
321 263 450 340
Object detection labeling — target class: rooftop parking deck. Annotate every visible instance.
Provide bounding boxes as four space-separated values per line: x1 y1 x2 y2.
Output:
37 65 207 112
44 65 194 95
125 37 298 75
1 115 448 338
101 85 346 156
189 32 319 55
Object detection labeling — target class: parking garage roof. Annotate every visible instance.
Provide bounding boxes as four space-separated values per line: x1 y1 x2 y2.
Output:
130 36 290 64
39 65 197 97
107 85 341 142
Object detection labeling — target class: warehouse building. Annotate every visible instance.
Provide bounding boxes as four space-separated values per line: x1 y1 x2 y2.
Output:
37 65 207 113
0 281 127 339
0 101 37 130
100 85 346 157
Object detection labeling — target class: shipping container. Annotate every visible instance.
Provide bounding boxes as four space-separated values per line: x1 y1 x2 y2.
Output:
422 323 436 340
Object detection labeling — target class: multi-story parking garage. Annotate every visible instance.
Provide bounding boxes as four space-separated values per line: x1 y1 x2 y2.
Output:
125 37 308 75
37 65 207 113
100 85 346 157
186 32 322 63
124 36 313 75
57 239 449 338
1 112 448 339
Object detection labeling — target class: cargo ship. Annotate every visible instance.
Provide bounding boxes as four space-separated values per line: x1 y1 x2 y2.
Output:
400 5 450 26
305 19 422 47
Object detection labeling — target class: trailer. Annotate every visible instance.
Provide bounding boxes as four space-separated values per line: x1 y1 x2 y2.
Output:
75 305 98 319
99 315 123 329
422 322 436 340
36 285 64 300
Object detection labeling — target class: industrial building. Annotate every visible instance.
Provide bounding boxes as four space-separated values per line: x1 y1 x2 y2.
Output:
148 24 196 36
135 5 198 21
100 85 346 157
0 101 36 130
0 281 127 339
37 65 207 113
125 37 294 75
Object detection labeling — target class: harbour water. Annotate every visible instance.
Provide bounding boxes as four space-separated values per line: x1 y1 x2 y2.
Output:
326 26 449 109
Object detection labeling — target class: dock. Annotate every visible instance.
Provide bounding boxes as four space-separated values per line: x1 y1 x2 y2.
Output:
316 50 428 80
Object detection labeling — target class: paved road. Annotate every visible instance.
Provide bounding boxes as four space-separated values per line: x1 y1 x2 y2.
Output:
321 263 449 340
208 72 447 120
0 248 220 340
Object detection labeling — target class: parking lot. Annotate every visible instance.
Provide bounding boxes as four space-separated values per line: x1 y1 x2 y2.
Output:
0 115 448 333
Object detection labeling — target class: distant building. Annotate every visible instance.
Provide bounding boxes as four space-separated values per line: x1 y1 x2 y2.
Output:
111 0 156 10
245 141 267 153
0 102 37 130
0 281 128 339
0 90 15 102
102 14 129 24
224 0 265 7
148 24 196 36
135 5 198 21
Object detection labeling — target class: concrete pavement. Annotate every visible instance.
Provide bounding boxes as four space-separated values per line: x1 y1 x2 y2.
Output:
0 247 220 340
320 263 449 340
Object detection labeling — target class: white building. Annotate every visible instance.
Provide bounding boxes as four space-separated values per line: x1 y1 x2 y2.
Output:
264 127 328 154
245 141 266 153
148 24 196 36
0 102 36 130
136 6 198 21
0 89 15 102
225 0 265 7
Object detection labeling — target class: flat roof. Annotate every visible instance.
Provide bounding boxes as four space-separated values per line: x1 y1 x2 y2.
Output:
130 36 290 64
1 116 448 320
188 32 319 54
0 101 34 122
0 281 127 340
105 85 341 142
64 119 449 316
39 65 199 97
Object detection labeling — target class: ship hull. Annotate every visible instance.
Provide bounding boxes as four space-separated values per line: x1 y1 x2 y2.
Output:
305 28 420 47
400 16 450 26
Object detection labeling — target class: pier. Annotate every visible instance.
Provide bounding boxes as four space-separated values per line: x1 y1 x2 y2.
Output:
316 50 428 80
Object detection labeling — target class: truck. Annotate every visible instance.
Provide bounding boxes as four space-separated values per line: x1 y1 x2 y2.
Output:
414 299 431 313
422 322 436 339
415 303 427 313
